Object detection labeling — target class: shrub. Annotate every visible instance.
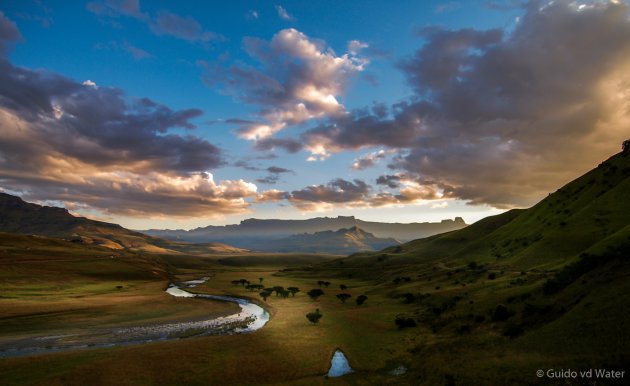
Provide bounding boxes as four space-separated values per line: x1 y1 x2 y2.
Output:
307 288 325 300
492 304 513 322
395 316 417 329
306 309 323 324
356 294 368 305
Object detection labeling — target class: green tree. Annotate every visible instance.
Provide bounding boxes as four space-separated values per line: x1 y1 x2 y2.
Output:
272 286 285 296
306 309 323 324
336 293 352 303
307 288 325 301
356 294 368 306
259 291 271 301
287 287 300 296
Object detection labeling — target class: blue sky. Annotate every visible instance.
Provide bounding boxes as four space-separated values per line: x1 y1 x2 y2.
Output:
0 1 628 229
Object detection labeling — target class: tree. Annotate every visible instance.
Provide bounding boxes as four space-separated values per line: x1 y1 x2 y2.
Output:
306 309 323 324
238 279 248 286
339 284 348 290
287 287 300 296
272 286 285 296
317 280 325 287
259 291 271 301
323 281 331 287
307 288 325 300
623 139 630 154
336 293 352 303
278 289 290 298
259 277 264 284
231 280 240 286
356 294 368 306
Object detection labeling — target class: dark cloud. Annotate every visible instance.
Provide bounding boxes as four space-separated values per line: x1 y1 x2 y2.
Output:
267 166 293 174
289 179 370 209
0 14 257 218
150 11 222 42
254 166 294 185
0 59 221 173
352 149 389 170
87 1 222 43
254 137 302 153
281 177 446 211
376 174 402 189
302 1 630 208
0 11 22 56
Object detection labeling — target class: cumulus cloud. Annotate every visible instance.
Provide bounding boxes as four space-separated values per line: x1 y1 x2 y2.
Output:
201 28 367 142
0 14 260 218
301 0 630 208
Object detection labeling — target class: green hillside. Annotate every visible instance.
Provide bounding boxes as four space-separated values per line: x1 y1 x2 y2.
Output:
333 149 630 274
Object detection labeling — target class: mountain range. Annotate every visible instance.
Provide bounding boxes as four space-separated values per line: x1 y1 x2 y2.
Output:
140 215 467 249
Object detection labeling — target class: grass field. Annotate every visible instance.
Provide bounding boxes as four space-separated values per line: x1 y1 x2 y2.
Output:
2 242 627 385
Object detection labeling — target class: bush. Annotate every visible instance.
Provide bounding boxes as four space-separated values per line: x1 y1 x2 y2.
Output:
492 304 513 322
307 288 325 300
395 316 417 329
487 272 496 280
503 324 524 338
306 309 323 324
356 294 368 305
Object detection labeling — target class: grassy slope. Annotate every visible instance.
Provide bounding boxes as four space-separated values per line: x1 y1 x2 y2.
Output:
336 150 630 274
0 233 238 338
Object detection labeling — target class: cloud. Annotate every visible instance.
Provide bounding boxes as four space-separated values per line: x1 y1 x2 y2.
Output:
435 2 461 13
301 0 630 208
351 149 391 170
201 28 367 143
95 40 152 60
280 177 444 212
122 41 151 59
255 166 294 185
256 189 290 202
87 1 222 43
8 171 258 218
0 15 259 218
246 10 259 20
150 11 222 42
275 5 295 21
87 0 147 20
0 11 23 55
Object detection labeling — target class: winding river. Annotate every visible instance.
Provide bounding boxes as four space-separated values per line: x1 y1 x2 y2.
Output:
0 280 269 358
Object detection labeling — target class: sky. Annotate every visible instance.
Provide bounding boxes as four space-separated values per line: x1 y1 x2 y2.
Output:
0 0 629 230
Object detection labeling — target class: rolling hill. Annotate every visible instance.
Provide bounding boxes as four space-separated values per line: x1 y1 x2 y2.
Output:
0 193 247 254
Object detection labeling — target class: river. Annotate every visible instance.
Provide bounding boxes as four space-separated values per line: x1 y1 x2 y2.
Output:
0 279 269 358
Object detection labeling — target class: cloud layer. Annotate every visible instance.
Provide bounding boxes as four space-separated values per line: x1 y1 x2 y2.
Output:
301 0 630 208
